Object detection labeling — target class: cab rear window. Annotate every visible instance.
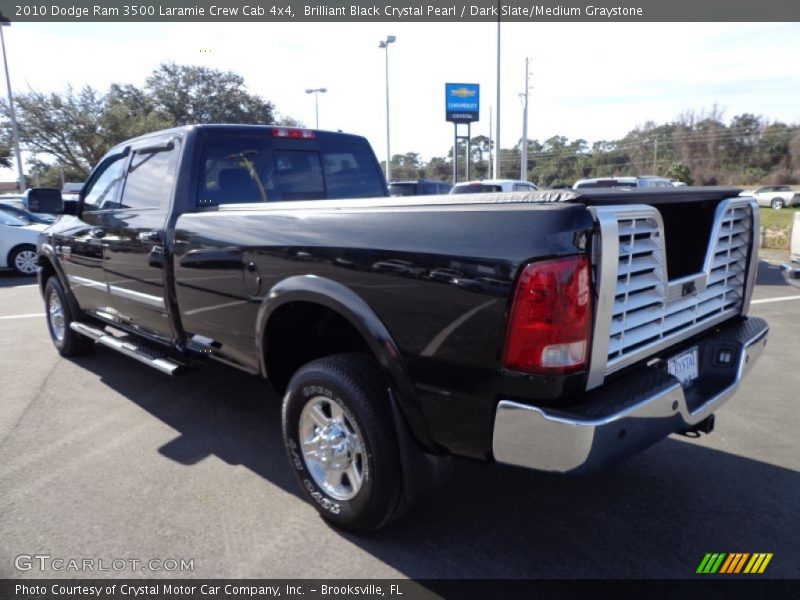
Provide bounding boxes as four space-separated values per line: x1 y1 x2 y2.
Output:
197 136 385 206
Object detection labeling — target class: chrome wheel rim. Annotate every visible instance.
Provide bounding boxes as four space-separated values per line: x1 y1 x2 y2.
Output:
48 290 66 342
14 250 37 275
299 396 365 501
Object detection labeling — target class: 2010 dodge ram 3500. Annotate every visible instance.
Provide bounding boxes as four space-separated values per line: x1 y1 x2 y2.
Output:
30 125 768 532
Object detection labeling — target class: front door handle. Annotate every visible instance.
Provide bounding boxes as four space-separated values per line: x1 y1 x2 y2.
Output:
89 227 105 239
138 230 162 243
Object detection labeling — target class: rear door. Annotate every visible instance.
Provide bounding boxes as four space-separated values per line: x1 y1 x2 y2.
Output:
100 135 181 342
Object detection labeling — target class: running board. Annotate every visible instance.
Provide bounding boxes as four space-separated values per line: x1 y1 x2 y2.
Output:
70 322 184 376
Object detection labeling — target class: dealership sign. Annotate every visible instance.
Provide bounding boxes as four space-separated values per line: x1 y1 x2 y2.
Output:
445 83 479 122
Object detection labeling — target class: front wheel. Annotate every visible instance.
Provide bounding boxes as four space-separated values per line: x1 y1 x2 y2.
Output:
44 276 94 356
771 198 785 209
9 245 38 276
282 353 403 532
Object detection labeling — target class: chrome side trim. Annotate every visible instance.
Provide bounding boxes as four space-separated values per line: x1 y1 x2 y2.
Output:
108 284 165 309
493 318 768 474
67 274 109 293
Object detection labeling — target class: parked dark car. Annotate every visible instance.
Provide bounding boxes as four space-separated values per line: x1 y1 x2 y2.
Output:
389 179 452 196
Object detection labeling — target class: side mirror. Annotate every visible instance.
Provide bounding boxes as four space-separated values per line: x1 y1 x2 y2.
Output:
26 188 65 214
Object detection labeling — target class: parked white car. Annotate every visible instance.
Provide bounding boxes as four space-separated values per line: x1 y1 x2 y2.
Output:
0 211 47 275
449 179 538 194
740 185 800 210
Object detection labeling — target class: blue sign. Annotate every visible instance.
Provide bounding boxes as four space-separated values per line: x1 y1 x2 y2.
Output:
445 83 479 123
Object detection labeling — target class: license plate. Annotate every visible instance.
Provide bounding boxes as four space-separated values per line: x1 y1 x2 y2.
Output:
667 346 699 388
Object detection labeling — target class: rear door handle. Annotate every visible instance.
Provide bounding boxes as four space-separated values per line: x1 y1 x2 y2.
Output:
138 230 162 243
89 227 105 239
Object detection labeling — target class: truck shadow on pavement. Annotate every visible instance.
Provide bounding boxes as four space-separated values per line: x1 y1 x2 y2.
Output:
72 348 799 579
0 272 37 288
756 259 790 287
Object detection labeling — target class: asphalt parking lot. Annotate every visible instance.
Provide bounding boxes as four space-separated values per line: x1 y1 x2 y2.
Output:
1 255 798 580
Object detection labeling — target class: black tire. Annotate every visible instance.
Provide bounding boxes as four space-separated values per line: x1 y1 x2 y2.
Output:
771 198 785 209
282 353 403 532
44 276 94 356
9 245 38 276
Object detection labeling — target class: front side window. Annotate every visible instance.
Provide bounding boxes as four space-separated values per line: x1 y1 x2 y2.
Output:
83 156 127 211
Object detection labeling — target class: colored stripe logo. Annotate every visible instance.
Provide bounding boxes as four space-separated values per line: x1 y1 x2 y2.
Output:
697 553 773 574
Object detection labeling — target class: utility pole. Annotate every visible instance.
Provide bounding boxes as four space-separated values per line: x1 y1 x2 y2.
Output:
520 57 531 181
653 136 659 174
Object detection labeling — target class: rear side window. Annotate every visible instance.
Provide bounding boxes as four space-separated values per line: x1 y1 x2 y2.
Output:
197 135 385 206
117 143 180 210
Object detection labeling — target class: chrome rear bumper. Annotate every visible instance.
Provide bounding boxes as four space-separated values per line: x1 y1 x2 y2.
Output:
492 317 769 474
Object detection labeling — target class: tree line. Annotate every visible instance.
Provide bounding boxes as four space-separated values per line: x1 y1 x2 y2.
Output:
388 107 800 187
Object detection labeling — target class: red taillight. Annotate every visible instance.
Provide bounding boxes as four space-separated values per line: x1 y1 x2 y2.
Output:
504 255 592 375
271 127 316 139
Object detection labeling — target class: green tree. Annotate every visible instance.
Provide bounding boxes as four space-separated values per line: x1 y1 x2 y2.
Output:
665 162 693 185
145 62 275 125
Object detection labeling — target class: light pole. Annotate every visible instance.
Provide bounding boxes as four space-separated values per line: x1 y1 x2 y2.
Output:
378 35 396 181
305 87 326 130
0 22 25 193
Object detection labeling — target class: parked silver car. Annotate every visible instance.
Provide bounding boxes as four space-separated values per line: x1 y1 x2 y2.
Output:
740 185 800 210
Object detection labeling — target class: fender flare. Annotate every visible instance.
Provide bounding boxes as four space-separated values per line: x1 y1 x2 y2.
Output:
37 243 83 318
255 275 434 451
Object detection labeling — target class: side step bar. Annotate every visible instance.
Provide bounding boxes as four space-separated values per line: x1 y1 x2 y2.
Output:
70 322 184 376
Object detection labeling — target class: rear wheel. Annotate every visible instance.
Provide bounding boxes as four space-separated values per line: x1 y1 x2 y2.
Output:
44 277 94 356
282 353 403 532
9 245 38 276
771 198 785 209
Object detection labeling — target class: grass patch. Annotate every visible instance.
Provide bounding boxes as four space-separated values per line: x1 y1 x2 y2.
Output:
759 207 799 250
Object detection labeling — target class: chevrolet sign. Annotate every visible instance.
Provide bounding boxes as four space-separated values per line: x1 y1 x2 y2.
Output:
445 83 479 122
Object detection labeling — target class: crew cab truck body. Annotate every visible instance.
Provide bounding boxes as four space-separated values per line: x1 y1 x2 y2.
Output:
32 125 768 531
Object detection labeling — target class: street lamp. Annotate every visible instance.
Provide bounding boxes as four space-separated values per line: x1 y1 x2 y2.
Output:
0 21 25 193
378 35 396 181
305 87 326 130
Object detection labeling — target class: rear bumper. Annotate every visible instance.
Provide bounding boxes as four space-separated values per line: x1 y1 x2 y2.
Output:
492 317 769 474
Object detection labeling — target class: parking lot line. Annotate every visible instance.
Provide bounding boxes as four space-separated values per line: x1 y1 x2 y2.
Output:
751 295 800 305
0 313 45 320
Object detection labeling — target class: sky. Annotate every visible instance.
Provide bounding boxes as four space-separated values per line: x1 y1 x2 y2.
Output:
1 20 800 179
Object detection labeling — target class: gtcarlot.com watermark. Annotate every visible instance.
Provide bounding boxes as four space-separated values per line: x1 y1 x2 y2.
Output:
14 554 194 573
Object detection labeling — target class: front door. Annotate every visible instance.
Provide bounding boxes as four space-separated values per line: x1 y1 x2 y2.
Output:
54 153 127 314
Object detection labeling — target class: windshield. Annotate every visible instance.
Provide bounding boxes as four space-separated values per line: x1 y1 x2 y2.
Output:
0 211 28 227
0 204 54 224
450 184 502 194
575 180 637 189
389 183 416 196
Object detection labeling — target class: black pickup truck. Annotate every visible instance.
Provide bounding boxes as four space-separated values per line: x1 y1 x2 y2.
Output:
30 125 768 532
